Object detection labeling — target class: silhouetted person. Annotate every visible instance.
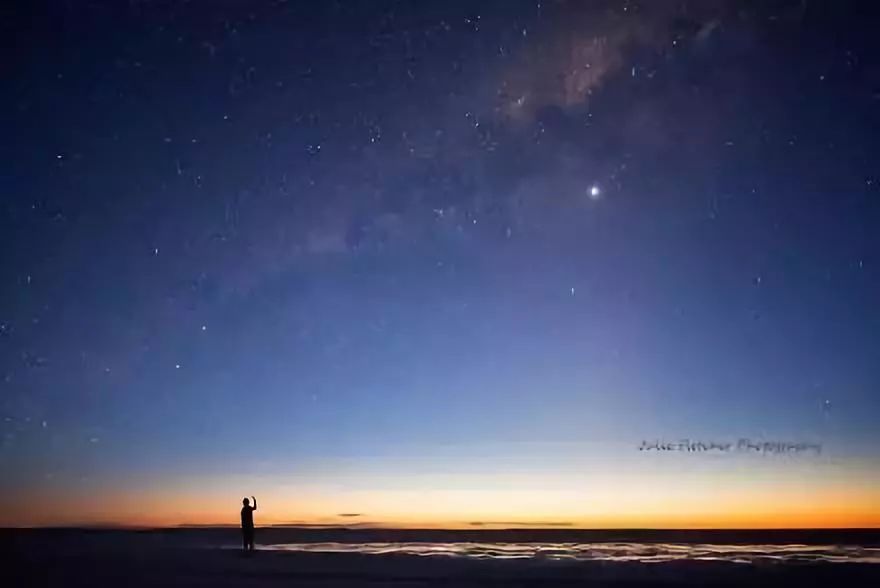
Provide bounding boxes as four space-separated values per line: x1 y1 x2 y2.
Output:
241 496 257 552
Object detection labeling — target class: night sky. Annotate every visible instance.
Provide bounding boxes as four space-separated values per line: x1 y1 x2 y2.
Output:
2 0 880 528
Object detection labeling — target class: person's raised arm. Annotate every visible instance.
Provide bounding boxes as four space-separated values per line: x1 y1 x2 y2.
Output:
251 496 257 510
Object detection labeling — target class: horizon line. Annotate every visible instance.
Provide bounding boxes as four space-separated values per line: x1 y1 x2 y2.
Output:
4 524 880 532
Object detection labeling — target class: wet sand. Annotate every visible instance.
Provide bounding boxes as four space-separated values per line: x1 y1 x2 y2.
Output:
7 528 880 587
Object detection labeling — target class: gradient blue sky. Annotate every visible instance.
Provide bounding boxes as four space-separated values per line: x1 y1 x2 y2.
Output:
2 0 879 527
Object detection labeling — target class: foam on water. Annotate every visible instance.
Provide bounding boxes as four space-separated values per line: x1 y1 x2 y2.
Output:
259 542 880 564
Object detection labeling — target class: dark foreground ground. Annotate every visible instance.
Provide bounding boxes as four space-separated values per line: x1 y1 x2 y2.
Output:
6 528 880 587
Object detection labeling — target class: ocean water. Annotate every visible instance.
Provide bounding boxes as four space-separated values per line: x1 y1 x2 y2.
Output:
260 541 880 564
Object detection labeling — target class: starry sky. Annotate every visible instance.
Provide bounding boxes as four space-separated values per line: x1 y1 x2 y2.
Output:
2 0 880 528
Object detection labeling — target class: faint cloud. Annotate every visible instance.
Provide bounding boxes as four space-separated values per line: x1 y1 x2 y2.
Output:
306 226 348 254
269 521 382 529
468 521 574 527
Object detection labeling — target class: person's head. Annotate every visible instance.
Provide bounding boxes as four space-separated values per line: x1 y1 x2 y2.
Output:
242 497 250 506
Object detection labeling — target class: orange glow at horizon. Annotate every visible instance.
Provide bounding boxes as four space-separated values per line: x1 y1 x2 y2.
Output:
5 475 880 529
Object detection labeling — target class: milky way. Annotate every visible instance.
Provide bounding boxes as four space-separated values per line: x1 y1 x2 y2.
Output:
2 1 879 527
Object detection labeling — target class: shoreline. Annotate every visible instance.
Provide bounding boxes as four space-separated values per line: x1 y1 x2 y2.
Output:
8 528 880 587
8 534 880 588
6 526 880 546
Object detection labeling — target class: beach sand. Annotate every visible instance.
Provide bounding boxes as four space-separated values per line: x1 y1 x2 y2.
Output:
7 528 880 587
